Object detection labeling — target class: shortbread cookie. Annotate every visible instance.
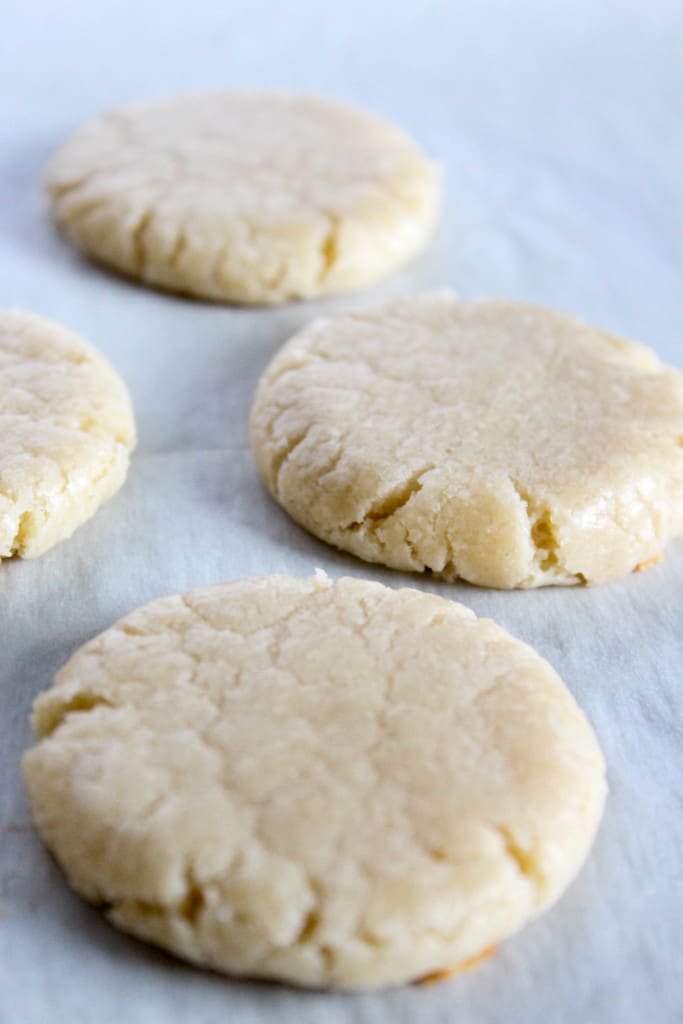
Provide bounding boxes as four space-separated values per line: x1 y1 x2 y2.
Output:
23 573 606 990
0 310 135 560
250 293 683 587
46 92 440 304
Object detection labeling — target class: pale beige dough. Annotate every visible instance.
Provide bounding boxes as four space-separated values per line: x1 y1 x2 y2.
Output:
0 310 135 561
250 293 683 588
45 92 440 304
23 572 606 990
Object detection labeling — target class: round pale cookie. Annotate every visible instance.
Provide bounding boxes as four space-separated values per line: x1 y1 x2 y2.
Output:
45 92 440 304
0 310 135 561
250 293 683 588
23 573 606 990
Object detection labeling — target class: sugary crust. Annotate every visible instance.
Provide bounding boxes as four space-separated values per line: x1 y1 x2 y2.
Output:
46 92 440 304
24 573 606 990
250 293 683 588
0 310 136 560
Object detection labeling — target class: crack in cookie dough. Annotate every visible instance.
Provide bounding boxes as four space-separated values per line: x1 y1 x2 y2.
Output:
0 310 136 561
250 293 683 587
24 573 606 990
356 465 436 527
510 480 586 585
492 825 546 898
46 92 440 305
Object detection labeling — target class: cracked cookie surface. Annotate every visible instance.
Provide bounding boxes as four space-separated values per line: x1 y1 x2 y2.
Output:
250 292 683 587
46 92 440 304
0 310 135 561
23 572 606 990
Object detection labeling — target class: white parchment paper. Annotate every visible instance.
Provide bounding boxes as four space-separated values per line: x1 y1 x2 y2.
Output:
1 2 682 1021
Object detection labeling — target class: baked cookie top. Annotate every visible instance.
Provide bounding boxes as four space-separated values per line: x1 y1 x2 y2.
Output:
250 293 683 587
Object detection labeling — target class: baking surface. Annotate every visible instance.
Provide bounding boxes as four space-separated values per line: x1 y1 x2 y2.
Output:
1 2 682 1022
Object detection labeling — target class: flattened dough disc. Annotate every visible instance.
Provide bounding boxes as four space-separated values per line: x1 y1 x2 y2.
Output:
24 573 606 989
251 293 683 587
0 309 135 561
46 92 440 304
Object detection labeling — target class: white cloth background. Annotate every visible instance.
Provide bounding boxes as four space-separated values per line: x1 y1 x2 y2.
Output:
1 2 682 1021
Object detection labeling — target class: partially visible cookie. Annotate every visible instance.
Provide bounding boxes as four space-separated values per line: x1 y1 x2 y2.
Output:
23 573 606 990
46 92 440 304
250 293 683 587
0 310 135 561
